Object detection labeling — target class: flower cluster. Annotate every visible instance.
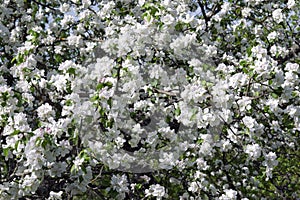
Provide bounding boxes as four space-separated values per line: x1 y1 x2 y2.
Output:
0 0 299 199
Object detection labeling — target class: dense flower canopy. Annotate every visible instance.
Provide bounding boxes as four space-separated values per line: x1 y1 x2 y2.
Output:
0 0 299 199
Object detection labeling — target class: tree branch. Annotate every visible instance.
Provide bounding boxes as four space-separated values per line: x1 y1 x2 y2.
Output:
198 0 209 29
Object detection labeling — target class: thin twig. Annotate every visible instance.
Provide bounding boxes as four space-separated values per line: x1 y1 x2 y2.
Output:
153 88 178 97
91 165 103 183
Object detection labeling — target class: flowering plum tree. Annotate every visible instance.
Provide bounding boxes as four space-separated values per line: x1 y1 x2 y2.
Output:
0 0 299 199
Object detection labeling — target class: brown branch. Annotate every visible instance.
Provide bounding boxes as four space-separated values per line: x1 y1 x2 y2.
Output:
198 0 209 29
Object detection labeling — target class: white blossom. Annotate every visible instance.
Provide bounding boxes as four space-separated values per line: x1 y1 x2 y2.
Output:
1 1 299 199
242 7 252 18
220 189 238 200
111 174 129 196
245 144 262 160
37 103 55 120
267 31 278 41
243 116 256 129
67 35 82 47
272 9 283 23
48 191 63 200
287 0 295 9
145 184 166 199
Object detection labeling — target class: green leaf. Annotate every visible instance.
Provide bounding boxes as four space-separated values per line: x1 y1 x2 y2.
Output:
239 60 247 67
146 13 152 22
175 22 183 31
11 56 17 64
35 137 42 146
54 54 62 62
136 183 142 189
96 83 104 90
65 99 73 106
14 140 20 149
147 88 153 96
3 148 9 157
90 95 99 102
104 81 113 88
151 79 158 87
175 107 181 116
67 67 76 75
12 129 21 136
71 164 77 174
246 46 252 56
190 108 198 120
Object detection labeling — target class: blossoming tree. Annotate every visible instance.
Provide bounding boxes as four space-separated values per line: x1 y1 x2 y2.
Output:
0 0 299 199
